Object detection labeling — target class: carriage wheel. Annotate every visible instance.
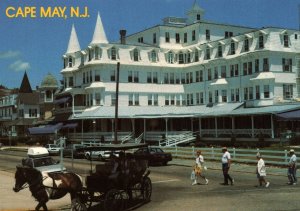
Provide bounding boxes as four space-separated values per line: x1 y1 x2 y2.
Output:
142 177 152 202
80 188 93 209
131 182 143 199
104 189 124 211
71 198 87 211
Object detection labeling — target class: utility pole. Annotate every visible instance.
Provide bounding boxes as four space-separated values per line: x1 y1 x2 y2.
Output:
114 62 120 144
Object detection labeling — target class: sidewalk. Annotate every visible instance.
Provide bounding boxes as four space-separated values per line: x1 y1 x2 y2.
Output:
169 158 288 176
0 171 70 211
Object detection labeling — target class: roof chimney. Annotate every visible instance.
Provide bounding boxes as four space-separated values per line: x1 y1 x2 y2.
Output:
120 30 126 44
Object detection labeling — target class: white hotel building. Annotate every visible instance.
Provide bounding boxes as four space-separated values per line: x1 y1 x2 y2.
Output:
56 1 300 144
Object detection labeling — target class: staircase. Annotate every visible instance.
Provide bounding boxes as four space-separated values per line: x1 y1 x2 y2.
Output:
159 131 196 147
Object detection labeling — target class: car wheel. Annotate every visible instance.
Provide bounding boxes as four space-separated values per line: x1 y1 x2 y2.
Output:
98 154 103 161
85 154 91 160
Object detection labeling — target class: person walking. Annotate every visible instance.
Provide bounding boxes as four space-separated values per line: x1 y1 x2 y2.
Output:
221 147 234 185
191 150 209 185
287 149 297 185
256 153 270 188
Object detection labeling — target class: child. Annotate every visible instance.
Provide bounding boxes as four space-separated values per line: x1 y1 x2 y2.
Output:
256 153 270 188
191 150 209 185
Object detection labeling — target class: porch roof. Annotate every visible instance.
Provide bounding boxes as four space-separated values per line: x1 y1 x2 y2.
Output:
71 102 244 119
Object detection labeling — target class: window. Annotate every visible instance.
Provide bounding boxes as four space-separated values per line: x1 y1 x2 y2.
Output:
111 47 117 60
151 50 157 62
95 46 100 60
295 34 298 40
129 94 139 106
214 67 218 79
263 85 270 98
196 93 203 105
138 37 143 43
83 72 86 84
153 33 157 44
147 72 152 83
225 31 233 38
175 33 180 43
129 94 133 106
176 73 180 84
258 33 264 49
283 84 293 99
248 62 252 75
206 30 210 40
221 66 226 78
255 85 260 99
110 70 116 81
196 70 201 82
148 94 153 105
207 68 212 81
235 88 240 102
178 52 184 64
249 87 253 100
184 33 187 43
255 59 259 73
194 50 199 62
244 88 248 100
68 57 73 68
209 92 213 103
95 93 101 105
282 58 292 72
230 65 234 77
218 44 223 57
230 41 235 55
134 71 139 83
187 53 191 63
215 90 219 103
165 94 170 106
133 49 139 61
68 77 74 87
221 90 227 102
95 70 100 82
164 73 169 84
263 58 269 72
154 94 158 106
29 109 37 117
234 64 239 76
244 38 249 52
167 52 174 64
153 72 158 83
243 62 248 75
197 14 201 20
192 30 196 41
170 73 175 84
205 47 210 60
181 73 186 84
88 48 94 61
231 89 235 102
165 32 170 43
283 33 289 47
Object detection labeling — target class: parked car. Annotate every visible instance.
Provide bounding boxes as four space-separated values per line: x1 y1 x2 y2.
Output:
84 150 107 161
62 144 86 158
22 147 66 172
134 146 172 166
44 144 60 155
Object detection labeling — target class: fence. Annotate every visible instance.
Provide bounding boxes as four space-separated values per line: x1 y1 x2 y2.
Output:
163 146 292 166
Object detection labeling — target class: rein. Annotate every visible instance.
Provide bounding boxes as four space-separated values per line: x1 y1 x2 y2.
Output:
16 175 48 191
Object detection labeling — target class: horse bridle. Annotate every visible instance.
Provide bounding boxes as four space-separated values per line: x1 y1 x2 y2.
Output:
15 174 47 192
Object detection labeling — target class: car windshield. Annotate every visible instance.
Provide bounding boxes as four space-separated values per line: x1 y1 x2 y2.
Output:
33 157 56 167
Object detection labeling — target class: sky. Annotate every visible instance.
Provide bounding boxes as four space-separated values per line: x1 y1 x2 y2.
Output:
0 0 300 89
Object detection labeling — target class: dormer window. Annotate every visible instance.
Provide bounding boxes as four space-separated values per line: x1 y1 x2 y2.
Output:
178 52 184 64
133 49 139 62
230 40 236 55
95 46 100 59
167 52 175 64
283 33 289 47
151 50 158 62
259 33 264 49
111 47 117 60
218 44 223 57
88 48 94 61
175 33 180 43
197 14 201 21
244 37 249 52
194 50 199 62
205 47 210 60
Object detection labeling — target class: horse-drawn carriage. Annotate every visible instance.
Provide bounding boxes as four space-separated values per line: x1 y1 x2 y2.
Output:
14 143 152 211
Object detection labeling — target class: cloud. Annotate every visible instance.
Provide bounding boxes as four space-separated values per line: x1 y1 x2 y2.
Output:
0 50 21 59
9 60 31 72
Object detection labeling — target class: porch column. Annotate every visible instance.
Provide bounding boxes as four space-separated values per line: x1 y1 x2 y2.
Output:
72 94 75 115
131 119 135 137
165 118 168 137
271 114 274 138
231 116 235 132
81 119 83 143
199 118 202 137
191 118 193 132
143 119 146 141
251 115 254 138
111 119 114 140
215 117 218 138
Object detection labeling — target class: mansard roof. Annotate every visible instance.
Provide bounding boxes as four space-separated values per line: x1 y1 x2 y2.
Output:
90 12 108 45
66 24 81 54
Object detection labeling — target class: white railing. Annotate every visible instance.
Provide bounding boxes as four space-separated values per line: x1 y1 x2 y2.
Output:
163 146 290 166
159 131 196 147
201 129 272 137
